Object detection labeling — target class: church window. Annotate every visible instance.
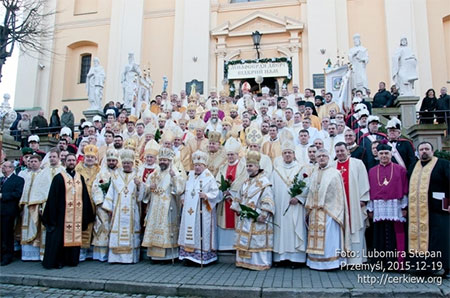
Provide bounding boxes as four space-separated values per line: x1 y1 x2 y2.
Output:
79 54 92 84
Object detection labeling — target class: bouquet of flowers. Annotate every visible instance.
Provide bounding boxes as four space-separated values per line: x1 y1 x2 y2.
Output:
239 204 279 227
99 178 111 196
219 174 232 192
284 172 308 216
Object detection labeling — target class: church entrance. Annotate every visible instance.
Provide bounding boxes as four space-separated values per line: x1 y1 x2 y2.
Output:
238 77 279 96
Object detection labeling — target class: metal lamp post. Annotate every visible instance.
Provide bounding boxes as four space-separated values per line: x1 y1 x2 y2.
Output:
252 31 262 59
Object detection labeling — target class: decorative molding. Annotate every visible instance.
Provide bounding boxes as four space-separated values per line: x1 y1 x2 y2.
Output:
143 9 175 19
56 18 110 30
218 0 301 12
211 10 303 37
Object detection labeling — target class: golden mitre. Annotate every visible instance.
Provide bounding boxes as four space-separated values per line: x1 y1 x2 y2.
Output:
246 150 261 165
144 124 157 136
124 138 137 151
128 115 138 124
224 137 241 154
84 144 98 157
208 131 221 143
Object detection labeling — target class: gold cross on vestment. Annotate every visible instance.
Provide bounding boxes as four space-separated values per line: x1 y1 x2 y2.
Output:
76 201 81 207
68 202 73 207
76 224 81 230
122 206 130 214
187 207 194 215
66 224 72 229
339 166 347 175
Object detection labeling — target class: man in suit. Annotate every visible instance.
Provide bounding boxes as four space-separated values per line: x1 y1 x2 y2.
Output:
1 161 25 266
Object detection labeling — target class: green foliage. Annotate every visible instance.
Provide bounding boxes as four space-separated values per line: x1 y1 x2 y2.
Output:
219 174 232 192
99 178 111 196
288 173 307 198
434 150 450 161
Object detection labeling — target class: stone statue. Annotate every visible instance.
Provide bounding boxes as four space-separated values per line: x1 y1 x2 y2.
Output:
348 33 369 94
0 94 17 132
135 68 154 117
392 37 418 96
162 76 168 92
86 57 105 110
121 53 141 109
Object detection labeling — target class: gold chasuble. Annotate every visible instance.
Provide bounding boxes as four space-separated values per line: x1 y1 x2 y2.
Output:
75 163 100 248
408 157 438 252
61 171 84 247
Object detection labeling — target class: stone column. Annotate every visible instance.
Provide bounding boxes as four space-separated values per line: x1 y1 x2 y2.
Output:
105 0 144 102
407 124 447 151
216 36 227 93
395 96 419 129
289 31 301 88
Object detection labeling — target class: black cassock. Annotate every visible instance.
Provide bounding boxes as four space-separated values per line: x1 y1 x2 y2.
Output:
408 158 450 273
42 170 94 269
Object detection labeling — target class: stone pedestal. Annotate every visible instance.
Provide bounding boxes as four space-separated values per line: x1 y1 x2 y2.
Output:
82 109 105 122
406 124 447 151
38 135 59 153
395 96 419 129
2 132 21 161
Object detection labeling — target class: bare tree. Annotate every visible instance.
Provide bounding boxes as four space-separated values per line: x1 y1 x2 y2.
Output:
0 0 56 82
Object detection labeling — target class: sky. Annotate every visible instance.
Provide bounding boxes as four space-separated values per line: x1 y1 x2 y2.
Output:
0 6 18 106
0 50 18 106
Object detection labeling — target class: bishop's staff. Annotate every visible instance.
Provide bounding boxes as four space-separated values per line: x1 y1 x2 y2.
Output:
199 180 204 269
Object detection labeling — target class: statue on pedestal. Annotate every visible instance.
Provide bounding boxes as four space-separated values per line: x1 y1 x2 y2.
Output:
121 53 141 109
162 76 168 93
392 37 418 96
135 68 154 117
348 33 369 94
86 57 105 111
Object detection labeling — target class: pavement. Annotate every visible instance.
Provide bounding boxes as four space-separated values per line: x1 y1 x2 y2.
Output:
1 259 449 298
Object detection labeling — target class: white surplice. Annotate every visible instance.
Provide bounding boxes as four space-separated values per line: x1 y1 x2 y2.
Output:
103 169 144 263
271 161 309 263
178 169 219 264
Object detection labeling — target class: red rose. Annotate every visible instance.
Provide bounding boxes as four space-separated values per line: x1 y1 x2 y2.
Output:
226 175 233 181
99 179 104 184
302 173 308 178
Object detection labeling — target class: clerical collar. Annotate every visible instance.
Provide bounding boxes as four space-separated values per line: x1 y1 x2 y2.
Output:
379 162 392 167
144 164 155 169
229 159 239 166
337 157 350 163
250 169 264 178
319 164 330 170
348 143 357 149
420 159 432 166
283 160 297 169
66 169 76 177
270 137 278 142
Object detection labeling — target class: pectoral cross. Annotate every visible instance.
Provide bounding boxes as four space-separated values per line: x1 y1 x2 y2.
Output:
383 178 389 186
124 187 129 195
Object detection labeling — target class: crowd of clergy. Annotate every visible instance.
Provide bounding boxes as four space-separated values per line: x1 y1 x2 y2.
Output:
1 83 448 277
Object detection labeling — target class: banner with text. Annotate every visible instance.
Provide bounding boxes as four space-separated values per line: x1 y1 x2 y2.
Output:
227 62 289 79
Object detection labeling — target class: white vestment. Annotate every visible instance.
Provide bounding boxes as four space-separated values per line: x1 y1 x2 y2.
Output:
142 168 185 260
334 158 370 264
91 167 118 261
232 171 275 270
103 170 144 263
294 144 310 166
271 161 309 263
34 165 64 260
178 169 219 264
19 169 43 261
305 165 350 270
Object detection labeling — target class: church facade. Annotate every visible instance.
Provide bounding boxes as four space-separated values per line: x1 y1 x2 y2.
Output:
14 0 450 119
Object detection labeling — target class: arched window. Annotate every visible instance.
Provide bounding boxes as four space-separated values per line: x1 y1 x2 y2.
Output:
79 54 92 84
